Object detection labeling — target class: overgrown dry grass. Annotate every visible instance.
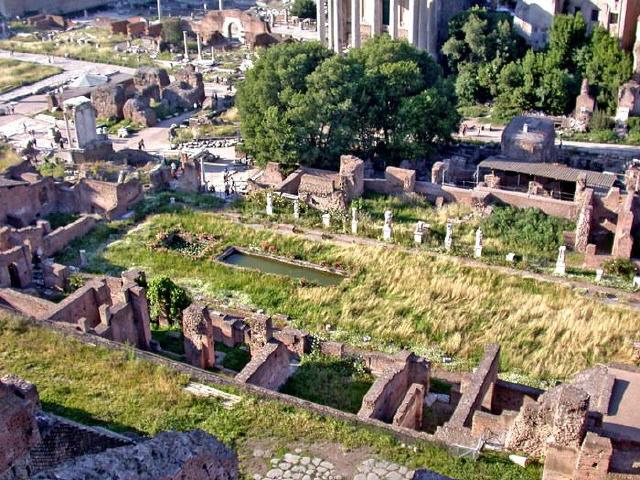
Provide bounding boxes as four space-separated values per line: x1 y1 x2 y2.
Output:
0 143 21 172
75 211 640 381
0 58 61 94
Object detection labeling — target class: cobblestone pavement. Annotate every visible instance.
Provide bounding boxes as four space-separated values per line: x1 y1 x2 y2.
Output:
252 451 414 480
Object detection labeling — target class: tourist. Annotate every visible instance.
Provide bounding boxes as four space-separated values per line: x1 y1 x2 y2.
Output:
138 139 145 151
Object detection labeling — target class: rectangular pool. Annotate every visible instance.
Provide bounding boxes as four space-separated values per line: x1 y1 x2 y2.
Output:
220 250 344 286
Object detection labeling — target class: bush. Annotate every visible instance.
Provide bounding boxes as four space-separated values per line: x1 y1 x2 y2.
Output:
602 258 637 280
147 276 191 326
482 206 573 254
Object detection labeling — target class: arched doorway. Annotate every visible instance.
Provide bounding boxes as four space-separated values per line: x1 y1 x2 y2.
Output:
8 263 21 288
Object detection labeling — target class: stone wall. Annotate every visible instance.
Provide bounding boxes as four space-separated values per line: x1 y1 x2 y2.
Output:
42 215 97 257
0 378 41 480
392 383 425 429
543 432 612 480
0 177 57 227
446 344 500 429
32 430 238 480
358 352 429 423
0 245 32 289
504 384 589 459
235 341 291 391
182 304 215 370
385 167 416 193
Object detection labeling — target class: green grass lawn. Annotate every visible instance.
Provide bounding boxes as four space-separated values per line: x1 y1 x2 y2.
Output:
0 314 542 479
54 208 640 382
0 143 21 172
281 352 375 414
0 58 61 94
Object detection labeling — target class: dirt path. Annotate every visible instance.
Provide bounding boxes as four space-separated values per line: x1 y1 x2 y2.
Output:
221 213 640 311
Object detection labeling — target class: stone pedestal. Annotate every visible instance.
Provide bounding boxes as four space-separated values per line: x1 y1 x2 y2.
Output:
474 228 483 258
266 193 273 216
79 250 88 268
554 246 567 276
595 269 603 282
322 213 331 228
444 223 453 251
383 210 393 242
293 199 300 220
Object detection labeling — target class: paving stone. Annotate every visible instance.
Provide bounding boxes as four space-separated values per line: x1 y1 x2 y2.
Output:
266 468 283 478
300 457 311 465
285 453 301 464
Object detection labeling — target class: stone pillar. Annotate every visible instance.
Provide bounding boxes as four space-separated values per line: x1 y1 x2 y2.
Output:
408 0 421 46
293 199 300 220
331 0 342 53
322 213 331 228
317 0 327 46
157 0 162 19
414 221 426 244
196 33 202 61
350 0 360 48
389 0 398 39
118 170 127 184
383 210 393 241
327 0 334 50
79 250 88 268
444 222 453 251
474 228 483 258
372 0 382 36
183 31 189 59
219 0 223 10
351 207 358 234
554 246 566 275
266 192 273 216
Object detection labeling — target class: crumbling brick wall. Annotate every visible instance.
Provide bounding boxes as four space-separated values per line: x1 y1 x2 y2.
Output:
182 304 215 370
0 245 32 289
358 352 430 423
235 341 291 391
385 166 416 193
504 384 589 459
392 383 426 429
91 85 126 120
32 430 238 480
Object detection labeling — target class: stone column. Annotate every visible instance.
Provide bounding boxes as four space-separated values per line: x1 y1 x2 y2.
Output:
183 31 189 59
351 0 360 48
474 228 483 258
417 0 429 50
444 222 453 251
351 207 358 234
266 193 273 216
196 33 202 61
218 0 223 10
157 0 162 19
327 0 334 51
322 213 331 228
317 0 327 46
408 0 421 47
332 0 342 53
372 0 383 36
554 246 566 275
389 0 398 39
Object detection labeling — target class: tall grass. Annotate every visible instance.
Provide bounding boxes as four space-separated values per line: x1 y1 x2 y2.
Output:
0 58 61 94
87 211 639 381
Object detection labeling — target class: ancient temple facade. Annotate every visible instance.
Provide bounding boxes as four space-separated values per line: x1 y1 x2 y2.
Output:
317 0 467 56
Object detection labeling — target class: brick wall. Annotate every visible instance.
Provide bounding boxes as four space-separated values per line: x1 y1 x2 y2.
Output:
392 383 425 429
235 341 291 391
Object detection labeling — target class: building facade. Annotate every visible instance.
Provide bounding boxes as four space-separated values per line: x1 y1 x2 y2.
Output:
511 0 640 50
317 0 474 56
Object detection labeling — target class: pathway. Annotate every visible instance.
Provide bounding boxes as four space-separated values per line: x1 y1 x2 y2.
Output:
602 366 640 443
221 213 640 310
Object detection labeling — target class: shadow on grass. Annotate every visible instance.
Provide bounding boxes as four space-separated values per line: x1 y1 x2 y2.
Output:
41 401 147 437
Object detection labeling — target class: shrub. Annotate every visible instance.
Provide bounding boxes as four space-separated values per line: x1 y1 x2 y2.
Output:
481 206 573 254
147 276 191 326
602 258 637 279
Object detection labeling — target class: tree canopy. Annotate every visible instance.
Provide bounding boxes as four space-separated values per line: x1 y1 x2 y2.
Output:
444 11 632 118
289 0 317 20
237 36 459 170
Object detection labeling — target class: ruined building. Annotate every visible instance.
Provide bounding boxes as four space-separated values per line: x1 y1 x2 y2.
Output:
0 375 239 479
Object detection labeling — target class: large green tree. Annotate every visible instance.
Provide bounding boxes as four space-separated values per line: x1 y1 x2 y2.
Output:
289 0 317 19
237 36 459 170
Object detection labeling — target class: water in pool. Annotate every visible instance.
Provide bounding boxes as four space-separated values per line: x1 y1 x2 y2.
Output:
221 251 343 286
